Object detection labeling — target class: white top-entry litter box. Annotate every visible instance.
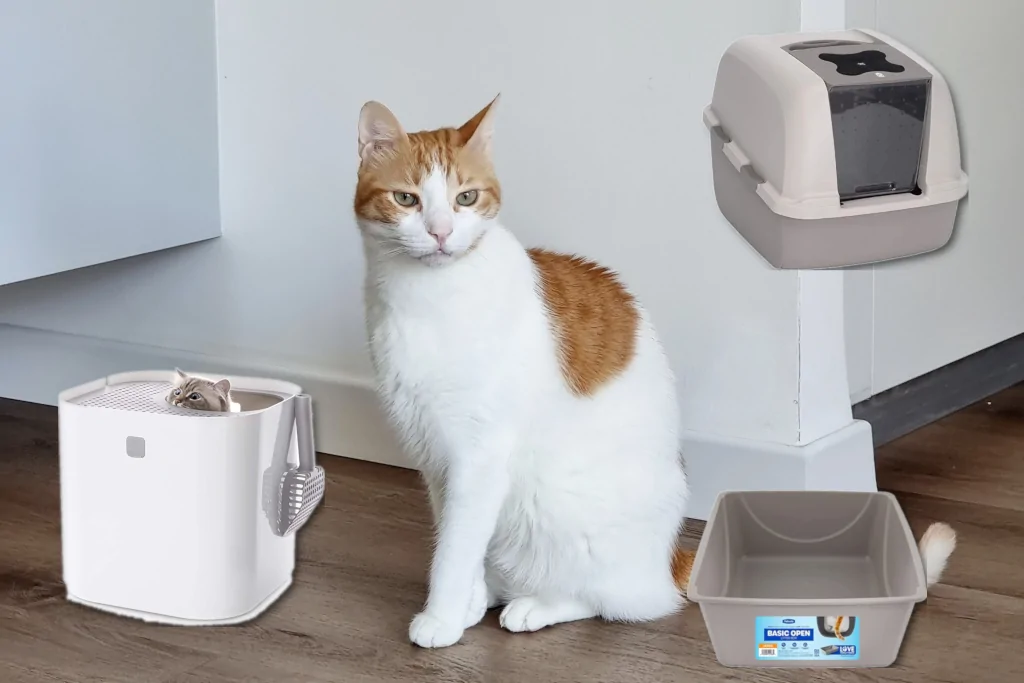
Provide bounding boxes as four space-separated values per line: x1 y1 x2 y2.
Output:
58 370 326 625
705 29 969 269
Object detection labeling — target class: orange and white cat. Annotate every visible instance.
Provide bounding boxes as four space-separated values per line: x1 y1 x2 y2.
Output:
354 96 690 648
352 96 956 649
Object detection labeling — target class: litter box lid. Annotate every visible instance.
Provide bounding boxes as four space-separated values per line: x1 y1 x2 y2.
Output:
59 370 302 417
705 29 968 220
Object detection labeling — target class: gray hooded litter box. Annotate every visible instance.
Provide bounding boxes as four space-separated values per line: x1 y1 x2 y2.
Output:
687 491 928 668
705 29 969 269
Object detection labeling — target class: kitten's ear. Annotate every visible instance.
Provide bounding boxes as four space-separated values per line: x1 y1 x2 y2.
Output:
213 378 231 394
358 101 406 163
174 367 187 381
458 94 500 156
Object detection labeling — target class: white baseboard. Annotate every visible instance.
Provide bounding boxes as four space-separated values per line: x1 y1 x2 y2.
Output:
0 324 879 522
682 419 878 520
0 324 410 470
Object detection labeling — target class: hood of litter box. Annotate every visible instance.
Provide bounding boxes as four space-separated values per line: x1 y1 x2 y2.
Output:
704 28 968 222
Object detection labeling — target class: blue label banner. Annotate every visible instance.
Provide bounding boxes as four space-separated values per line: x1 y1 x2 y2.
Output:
754 616 861 661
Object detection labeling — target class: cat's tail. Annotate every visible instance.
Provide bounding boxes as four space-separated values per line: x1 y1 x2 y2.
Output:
671 546 697 595
918 521 957 587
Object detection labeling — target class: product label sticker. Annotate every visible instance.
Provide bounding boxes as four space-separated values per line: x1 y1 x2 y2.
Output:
754 616 860 661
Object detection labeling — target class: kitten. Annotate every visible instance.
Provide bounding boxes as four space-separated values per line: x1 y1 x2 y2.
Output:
354 96 693 649
166 368 240 412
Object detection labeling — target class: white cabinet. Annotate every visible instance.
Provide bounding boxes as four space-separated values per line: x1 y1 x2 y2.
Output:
0 1 220 287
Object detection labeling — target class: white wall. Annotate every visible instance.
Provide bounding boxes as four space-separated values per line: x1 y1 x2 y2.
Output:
843 1 1024 395
0 0 807 446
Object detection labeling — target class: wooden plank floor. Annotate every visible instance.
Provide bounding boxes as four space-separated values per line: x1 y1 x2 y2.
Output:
1 388 1023 682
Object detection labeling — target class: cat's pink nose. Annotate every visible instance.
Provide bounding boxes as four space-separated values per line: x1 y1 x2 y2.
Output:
427 220 453 247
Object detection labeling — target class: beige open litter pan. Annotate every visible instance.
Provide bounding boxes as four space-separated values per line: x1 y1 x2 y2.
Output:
687 491 929 668
705 29 969 269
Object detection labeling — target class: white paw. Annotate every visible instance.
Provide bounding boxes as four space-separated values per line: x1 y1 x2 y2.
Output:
499 597 552 633
464 576 490 628
409 611 464 648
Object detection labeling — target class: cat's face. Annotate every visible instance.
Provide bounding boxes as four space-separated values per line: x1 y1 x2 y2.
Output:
353 97 501 267
166 368 232 412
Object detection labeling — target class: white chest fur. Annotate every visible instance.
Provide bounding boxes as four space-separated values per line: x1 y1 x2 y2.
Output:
363 227 556 461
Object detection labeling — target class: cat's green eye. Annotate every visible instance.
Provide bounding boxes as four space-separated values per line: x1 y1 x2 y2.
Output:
456 190 479 207
393 191 419 207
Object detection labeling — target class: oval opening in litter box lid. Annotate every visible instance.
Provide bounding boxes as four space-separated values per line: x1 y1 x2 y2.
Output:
232 390 289 412
59 370 303 418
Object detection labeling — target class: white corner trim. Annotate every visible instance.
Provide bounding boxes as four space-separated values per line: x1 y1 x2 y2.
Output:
683 419 877 520
0 324 410 470
796 270 856 444
801 0 847 32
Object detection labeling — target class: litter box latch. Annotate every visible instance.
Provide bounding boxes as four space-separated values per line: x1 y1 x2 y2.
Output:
262 393 326 537
704 107 766 195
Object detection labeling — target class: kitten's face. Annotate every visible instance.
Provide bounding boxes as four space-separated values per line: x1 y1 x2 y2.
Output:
166 369 232 412
353 97 501 267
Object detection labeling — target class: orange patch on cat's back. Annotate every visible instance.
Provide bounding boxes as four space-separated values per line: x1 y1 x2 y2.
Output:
527 248 640 397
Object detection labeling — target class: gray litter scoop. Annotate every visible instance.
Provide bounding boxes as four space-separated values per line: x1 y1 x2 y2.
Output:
264 393 325 536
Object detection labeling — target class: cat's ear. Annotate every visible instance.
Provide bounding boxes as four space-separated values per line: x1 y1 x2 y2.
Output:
213 378 231 394
174 367 187 382
358 101 406 164
458 94 500 156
